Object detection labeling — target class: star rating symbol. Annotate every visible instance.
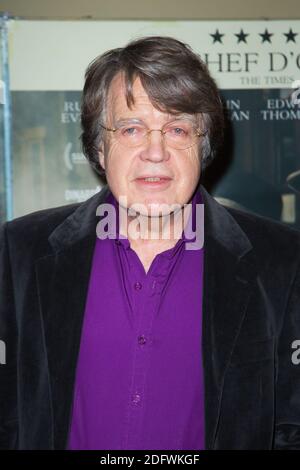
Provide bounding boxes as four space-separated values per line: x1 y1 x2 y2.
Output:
259 29 274 43
208 27 298 44
283 28 298 43
210 29 224 44
235 29 249 44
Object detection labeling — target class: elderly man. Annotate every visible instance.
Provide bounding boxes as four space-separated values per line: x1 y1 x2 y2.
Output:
1 36 300 451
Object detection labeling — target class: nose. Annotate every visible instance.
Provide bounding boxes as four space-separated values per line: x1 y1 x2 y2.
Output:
140 129 170 162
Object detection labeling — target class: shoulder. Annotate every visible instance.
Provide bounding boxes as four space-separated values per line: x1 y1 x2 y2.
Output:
227 205 300 243
0 185 111 260
4 202 80 233
225 205 300 264
200 184 300 258
1 202 81 256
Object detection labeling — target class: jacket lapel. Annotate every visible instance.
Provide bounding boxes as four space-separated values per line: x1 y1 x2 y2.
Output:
35 185 110 449
200 185 259 449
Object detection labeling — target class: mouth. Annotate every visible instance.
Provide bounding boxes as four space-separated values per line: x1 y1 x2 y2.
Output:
134 176 173 189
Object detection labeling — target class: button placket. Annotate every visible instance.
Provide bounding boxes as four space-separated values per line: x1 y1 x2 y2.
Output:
124 276 157 449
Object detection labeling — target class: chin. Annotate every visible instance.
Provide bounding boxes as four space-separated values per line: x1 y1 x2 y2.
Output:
142 203 179 218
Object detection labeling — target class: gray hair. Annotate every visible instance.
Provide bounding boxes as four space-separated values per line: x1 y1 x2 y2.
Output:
81 36 225 176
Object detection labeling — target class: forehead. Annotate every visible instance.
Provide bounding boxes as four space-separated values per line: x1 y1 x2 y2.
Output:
106 72 197 123
106 73 157 118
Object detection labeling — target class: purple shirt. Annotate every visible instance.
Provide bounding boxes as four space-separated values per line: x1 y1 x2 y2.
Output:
67 188 205 450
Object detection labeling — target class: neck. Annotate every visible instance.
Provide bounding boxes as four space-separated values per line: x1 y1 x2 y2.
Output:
118 203 192 247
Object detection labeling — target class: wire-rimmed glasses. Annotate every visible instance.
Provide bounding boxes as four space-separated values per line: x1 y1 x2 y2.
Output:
100 119 207 150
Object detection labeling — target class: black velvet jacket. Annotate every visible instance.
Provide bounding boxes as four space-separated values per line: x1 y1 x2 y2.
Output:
1 183 300 450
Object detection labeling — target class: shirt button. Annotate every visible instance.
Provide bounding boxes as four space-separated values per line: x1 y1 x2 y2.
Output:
138 335 146 345
134 282 142 290
132 393 141 405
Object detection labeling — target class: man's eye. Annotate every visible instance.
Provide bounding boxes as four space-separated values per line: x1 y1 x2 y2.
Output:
121 126 142 136
168 127 188 136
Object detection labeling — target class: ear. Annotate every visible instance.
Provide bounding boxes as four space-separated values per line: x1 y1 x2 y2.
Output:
98 148 105 171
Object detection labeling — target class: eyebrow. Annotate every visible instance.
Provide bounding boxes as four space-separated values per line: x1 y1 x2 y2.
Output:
114 118 144 127
114 114 199 127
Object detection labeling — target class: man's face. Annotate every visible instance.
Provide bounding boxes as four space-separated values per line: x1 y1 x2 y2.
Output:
99 73 201 217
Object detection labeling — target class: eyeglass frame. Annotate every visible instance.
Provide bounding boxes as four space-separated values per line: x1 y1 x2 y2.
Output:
99 120 208 150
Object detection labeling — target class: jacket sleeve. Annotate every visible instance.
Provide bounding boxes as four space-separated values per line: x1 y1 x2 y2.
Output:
0 222 19 449
274 258 300 449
